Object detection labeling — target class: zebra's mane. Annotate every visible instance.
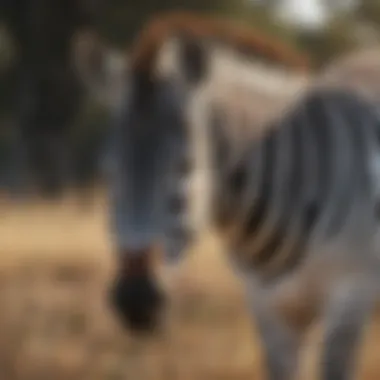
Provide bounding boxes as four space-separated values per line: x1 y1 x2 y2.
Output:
128 11 310 80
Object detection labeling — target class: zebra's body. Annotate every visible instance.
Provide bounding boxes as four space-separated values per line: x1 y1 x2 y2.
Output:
211 87 379 281
107 12 380 380
191 84 380 380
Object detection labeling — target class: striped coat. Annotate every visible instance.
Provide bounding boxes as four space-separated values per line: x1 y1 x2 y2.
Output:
107 12 380 380
187 69 380 380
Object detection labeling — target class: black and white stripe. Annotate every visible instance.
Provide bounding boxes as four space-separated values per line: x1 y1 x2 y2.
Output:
162 142 195 263
191 84 380 380
107 33 380 379
209 87 378 281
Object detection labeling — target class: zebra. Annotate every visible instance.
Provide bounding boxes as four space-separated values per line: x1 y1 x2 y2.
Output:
106 10 309 330
106 11 380 380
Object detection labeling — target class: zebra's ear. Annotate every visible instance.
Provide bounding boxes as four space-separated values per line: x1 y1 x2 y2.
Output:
177 35 210 86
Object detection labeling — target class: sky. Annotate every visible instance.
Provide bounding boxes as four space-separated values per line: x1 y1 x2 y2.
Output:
277 0 327 29
276 0 358 29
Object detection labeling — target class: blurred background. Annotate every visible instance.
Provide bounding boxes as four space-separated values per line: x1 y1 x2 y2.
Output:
0 1 380 379
0 0 380 201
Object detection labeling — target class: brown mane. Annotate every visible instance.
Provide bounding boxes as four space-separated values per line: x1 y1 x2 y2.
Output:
129 11 310 78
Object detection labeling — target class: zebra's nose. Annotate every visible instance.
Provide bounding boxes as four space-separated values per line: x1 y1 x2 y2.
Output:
109 248 165 333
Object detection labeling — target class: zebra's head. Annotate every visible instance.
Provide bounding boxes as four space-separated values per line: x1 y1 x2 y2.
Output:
109 35 209 333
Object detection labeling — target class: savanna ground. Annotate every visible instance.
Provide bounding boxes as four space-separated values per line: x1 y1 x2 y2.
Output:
0 191 379 380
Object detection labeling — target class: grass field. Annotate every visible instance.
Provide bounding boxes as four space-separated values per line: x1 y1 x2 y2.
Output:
0 195 379 380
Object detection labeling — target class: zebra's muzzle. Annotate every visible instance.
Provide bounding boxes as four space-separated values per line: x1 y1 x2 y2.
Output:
108 249 165 333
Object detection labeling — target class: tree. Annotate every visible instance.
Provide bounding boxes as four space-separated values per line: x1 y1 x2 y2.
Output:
0 0 104 198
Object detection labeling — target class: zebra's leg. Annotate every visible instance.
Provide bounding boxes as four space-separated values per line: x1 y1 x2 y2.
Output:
320 277 375 380
243 280 304 380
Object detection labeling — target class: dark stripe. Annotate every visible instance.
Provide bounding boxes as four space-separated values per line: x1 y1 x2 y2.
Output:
323 91 363 236
210 103 230 228
302 90 333 228
276 200 320 279
273 99 324 277
242 126 277 236
272 99 324 277
228 157 249 198
339 92 373 194
253 108 305 268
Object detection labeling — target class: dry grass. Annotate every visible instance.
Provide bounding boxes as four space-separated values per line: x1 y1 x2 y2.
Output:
0 196 379 380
